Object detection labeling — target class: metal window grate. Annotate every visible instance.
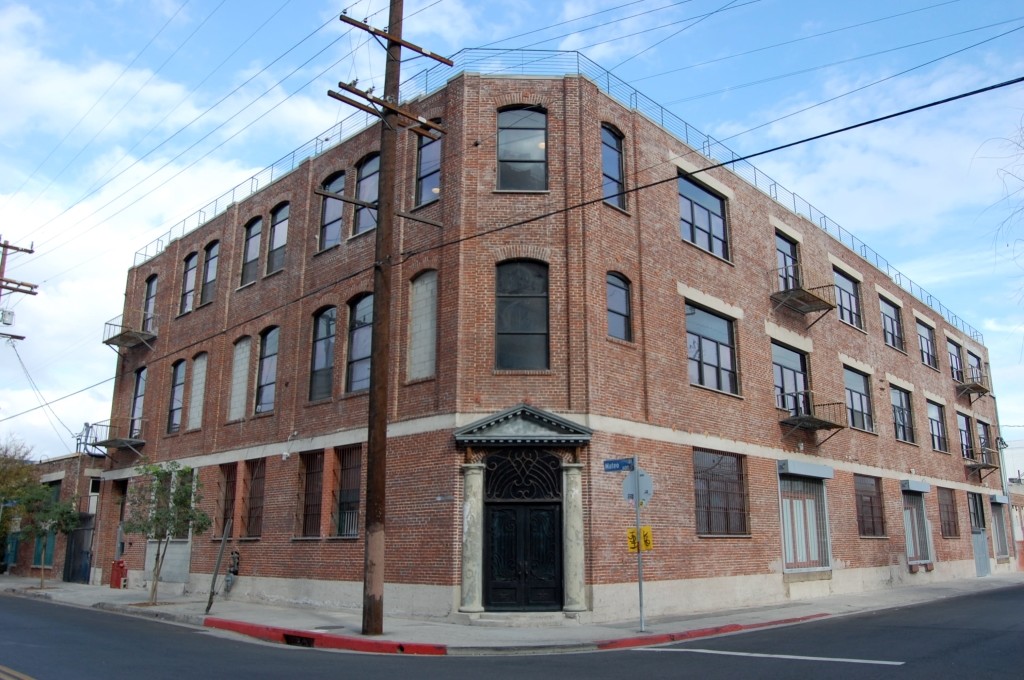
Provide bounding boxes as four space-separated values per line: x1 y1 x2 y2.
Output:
300 452 324 537
219 463 236 537
336 446 361 537
780 476 830 569
244 458 266 538
694 449 748 535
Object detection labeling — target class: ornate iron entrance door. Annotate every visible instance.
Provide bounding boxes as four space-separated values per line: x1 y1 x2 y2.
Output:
483 449 563 611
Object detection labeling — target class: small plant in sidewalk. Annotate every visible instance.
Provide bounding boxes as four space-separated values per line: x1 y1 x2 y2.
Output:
123 462 211 604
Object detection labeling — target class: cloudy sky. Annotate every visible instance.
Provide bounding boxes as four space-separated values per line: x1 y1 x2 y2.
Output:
1 0 1022 473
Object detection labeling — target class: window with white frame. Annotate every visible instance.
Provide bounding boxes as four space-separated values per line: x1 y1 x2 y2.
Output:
903 491 931 563
780 475 830 570
991 502 1009 557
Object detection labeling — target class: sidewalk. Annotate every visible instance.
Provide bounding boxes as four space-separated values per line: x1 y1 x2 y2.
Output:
3 572 1023 655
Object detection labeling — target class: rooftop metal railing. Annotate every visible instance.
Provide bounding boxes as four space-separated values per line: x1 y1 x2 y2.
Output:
133 48 981 342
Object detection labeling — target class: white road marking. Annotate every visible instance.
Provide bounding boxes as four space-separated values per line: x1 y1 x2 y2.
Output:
642 648 905 666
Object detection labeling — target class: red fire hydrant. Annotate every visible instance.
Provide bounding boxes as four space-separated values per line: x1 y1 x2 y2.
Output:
110 560 127 589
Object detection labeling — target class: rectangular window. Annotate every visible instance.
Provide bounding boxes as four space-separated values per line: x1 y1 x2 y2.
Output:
775 233 799 292
497 108 547 191
879 297 904 351
416 129 442 205
957 412 974 459
167 361 185 434
130 367 147 439
890 386 914 443
780 476 830 570
772 342 809 416
200 242 219 305
976 420 992 454
678 176 728 259
854 474 885 537
606 273 632 342
180 253 197 314
408 271 438 380
334 446 361 537
966 352 984 385
241 218 262 286
601 125 625 209
991 503 1009 557
218 463 237 537
833 269 862 328
495 261 548 370
903 492 930 563
355 155 380 235
967 491 985 531
267 204 288 274
844 367 873 432
938 487 959 538
255 328 279 414
947 339 964 382
917 321 937 368
693 449 748 535
686 303 738 394
243 458 266 538
298 451 324 538
927 401 948 452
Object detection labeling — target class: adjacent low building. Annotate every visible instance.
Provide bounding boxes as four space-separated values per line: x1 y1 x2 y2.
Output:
85 49 1014 622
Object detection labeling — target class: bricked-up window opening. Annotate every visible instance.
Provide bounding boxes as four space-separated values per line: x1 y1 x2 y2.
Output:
143 275 158 333
299 451 324 538
218 462 237 537
686 303 737 394
890 386 914 443
606 272 632 342
903 492 930 563
255 327 279 414
416 124 442 205
693 449 748 535
243 458 266 538
967 491 985 531
601 124 625 209
844 367 873 432
495 260 549 370
408 271 438 380
186 352 207 430
335 446 361 537
180 252 197 314
956 412 974 459
320 172 345 250
879 297 904 351
354 154 379 235
775 233 799 291
927 401 948 452
240 217 262 286
854 474 885 537
167 360 185 434
991 503 1009 557
833 269 862 328
130 367 147 438
947 339 964 382
200 241 219 306
309 307 336 401
267 202 289 274
938 487 959 538
780 476 830 570
967 352 983 384
228 337 251 421
346 295 373 392
497 107 547 191
678 176 727 259
773 342 809 416
917 320 938 369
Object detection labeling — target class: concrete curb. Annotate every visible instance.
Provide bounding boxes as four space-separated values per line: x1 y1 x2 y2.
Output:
204 617 449 655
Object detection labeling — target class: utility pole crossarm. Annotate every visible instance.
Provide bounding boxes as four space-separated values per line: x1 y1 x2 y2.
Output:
0 278 39 295
338 13 455 67
330 81 447 135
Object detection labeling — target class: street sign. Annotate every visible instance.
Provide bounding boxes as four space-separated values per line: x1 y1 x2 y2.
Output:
627 526 654 553
622 468 654 507
603 458 634 472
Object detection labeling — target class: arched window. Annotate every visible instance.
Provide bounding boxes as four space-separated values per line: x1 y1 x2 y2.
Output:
495 260 548 370
606 272 632 341
320 172 345 250
228 337 251 421
240 217 262 285
601 124 625 208
142 275 158 333
167 360 186 433
346 295 373 392
354 155 380 235
255 327 279 414
415 124 442 205
180 253 198 314
267 203 289 274
130 367 147 438
310 307 336 401
497 107 547 191
200 241 219 305
407 271 437 380
187 352 208 430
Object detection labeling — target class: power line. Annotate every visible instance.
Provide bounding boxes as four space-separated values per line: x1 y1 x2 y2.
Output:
4 71 1019 429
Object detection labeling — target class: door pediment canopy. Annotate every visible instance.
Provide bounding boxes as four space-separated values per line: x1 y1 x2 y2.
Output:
454 403 592 447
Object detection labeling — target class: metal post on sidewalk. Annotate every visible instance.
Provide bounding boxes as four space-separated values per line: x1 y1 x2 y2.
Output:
633 456 645 632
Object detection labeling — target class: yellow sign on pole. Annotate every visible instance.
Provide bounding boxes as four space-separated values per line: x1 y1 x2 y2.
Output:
627 526 654 552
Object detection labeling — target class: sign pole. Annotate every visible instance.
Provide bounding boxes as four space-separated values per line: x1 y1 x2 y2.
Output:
633 456 645 632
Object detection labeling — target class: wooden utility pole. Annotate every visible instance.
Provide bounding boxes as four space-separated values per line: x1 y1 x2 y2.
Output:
330 1 450 636
0 236 37 341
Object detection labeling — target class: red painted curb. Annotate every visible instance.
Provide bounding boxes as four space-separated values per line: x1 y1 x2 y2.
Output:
203 617 448 656
595 613 831 651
